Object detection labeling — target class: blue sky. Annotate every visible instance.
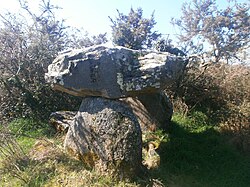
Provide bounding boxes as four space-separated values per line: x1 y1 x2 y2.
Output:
55 0 184 37
0 0 249 41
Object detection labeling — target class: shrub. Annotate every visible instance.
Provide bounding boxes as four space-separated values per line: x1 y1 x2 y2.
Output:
167 59 250 153
0 1 110 124
0 1 77 123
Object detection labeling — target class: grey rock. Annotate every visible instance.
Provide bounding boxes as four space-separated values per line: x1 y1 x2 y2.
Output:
121 91 173 132
64 97 142 178
45 45 188 98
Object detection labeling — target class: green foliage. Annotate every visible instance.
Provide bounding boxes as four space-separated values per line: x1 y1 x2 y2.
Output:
168 0 250 155
155 38 187 56
151 113 250 187
167 61 250 152
0 0 249 186
142 129 169 150
0 118 139 186
8 118 55 138
5 118 56 154
109 7 160 49
172 0 250 62
173 111 211 133
0 127 29 184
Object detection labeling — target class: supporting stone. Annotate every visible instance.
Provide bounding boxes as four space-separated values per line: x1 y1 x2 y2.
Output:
121 91 173 132
64 97 142 179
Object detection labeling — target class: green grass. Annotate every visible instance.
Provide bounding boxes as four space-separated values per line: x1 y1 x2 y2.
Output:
8 118 56 151
0 118 57 187
1 112 250 187
151 113 250 187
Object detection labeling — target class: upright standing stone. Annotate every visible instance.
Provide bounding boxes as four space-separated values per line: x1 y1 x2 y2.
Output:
64 97 142 179
121 91 173 132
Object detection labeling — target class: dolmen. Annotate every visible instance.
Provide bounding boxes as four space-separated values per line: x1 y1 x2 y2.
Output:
45 45 187 179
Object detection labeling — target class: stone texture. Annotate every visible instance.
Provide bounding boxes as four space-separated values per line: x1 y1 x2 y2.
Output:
121 91 173 132
142 142 161 169
64 97 142 178
45 45 188 98
49 111 77 133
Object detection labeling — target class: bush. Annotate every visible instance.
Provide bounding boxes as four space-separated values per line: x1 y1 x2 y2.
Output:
0 1 109 124
167 59 250 153
0 1 77 123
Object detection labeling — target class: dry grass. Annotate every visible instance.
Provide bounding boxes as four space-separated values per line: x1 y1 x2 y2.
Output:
167 61 250 153
1 115 250 186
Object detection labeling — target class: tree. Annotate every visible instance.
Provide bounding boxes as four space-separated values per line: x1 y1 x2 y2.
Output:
171 0 250 63
156 38 187 56
0 0 76 122
0 0 107 123
109 7 161 50
68 29 108 48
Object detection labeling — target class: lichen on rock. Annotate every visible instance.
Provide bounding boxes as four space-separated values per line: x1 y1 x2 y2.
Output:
64 97 143 179
45 44 187 98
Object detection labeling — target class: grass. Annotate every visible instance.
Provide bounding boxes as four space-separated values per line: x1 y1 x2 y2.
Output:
0 112 250 187
152 113 250 187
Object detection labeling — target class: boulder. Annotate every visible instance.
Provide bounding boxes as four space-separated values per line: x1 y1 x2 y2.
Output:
49 111 77 133
49 92 173 133
45 45 188 98
121 91 173 132
64 97 142 178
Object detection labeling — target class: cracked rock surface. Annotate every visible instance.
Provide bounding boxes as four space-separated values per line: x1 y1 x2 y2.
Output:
45 45 187 98
64 97 142 178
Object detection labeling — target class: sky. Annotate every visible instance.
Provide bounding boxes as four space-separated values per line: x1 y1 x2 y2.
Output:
0 0 249 41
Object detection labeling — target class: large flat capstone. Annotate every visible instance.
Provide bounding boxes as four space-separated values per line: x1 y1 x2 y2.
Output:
45 45 187 98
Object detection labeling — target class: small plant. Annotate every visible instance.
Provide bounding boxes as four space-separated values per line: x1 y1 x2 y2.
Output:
0 118 58 185
142 130 169 169
0 129 29 183
142 130 169 148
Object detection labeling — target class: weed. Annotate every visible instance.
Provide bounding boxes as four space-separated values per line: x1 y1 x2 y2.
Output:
0 130 29 183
